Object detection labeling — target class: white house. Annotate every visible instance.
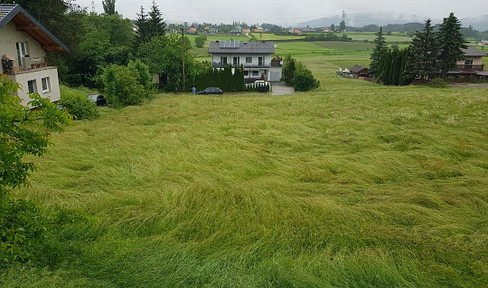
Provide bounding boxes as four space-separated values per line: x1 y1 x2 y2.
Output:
0 4 68 106
208 40 282 82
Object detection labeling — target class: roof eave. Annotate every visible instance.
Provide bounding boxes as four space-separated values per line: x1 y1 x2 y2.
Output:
0 5 69 53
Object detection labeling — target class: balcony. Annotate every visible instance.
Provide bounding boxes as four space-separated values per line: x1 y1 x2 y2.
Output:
2 56 49 75
212 62 271 69
456 64 484 71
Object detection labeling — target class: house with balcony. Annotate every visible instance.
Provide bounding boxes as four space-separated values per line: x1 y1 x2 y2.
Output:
209 40 282 82
456 46 486 72
0 4 68 106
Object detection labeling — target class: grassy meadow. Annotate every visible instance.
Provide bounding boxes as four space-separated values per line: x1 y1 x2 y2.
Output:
2 37 488 287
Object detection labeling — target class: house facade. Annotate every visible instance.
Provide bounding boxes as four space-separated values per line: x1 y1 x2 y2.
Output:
456 46 486 72
209 40 282 82
0 4 68 106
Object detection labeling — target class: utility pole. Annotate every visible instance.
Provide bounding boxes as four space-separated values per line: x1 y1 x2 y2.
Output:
181 28 186 91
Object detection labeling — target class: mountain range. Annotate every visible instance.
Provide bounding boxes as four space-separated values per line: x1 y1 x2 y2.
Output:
297 13 488 31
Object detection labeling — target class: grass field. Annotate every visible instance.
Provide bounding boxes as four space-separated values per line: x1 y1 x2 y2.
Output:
2 40 488 287
346 32 412 43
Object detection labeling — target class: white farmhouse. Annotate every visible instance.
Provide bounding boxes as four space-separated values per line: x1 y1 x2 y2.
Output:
209 40 282 82
0 4 68 106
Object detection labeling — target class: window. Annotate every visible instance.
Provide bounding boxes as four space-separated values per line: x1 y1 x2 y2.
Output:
27 79 37 94
41 77 51 93
258 57 264 66
233 57 240 66
465 59 473 65
252 71 259 77
244 71 249 76
220 56 227 65
16 42 29 67
246 57 252 63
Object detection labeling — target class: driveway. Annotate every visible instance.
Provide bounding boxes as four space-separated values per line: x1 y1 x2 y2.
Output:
450 83 488 88
272 82 295 95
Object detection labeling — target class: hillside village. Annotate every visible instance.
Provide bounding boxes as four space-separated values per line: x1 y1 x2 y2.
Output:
1 0 488 287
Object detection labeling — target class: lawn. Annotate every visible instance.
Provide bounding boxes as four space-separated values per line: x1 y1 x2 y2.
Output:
2 45 488 287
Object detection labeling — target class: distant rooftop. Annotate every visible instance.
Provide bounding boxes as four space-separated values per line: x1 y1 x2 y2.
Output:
209 41 275 54
462 46 487 57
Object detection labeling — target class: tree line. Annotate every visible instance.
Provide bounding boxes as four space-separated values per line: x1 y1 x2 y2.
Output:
369 13 468 85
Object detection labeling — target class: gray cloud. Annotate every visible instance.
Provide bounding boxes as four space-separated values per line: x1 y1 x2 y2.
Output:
75 0 488 26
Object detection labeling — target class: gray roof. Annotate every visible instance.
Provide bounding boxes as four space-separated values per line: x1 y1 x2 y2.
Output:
350 65 368 73
0 4 69 52
462 46 487 57
209 41 275 54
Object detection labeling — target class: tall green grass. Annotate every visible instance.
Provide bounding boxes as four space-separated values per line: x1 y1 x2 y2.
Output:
1 50 487 288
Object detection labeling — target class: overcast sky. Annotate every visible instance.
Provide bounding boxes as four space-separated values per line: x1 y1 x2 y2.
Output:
74 0 488 26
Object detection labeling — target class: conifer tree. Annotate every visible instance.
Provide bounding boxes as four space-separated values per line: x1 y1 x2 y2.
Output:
407 19 438 80
147 1 167 38
369 27 387 77
437 13 467 78
135 6 150 45
102 0 116 15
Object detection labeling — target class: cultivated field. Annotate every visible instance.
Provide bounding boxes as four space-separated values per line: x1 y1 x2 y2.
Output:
2 39 488 287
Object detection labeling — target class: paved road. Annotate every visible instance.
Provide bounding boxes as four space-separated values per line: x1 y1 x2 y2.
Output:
450 84 488 88
272 82 295 95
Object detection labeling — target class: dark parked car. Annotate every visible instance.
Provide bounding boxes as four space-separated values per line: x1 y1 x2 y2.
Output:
86 94 107 106
196 87 223 95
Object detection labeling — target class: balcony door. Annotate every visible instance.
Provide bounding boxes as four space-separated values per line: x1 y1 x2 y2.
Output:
258 57 264 66
16 42 28 68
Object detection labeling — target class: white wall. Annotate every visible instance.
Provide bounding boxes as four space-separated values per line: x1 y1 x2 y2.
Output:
8 67 61 106
0 22 46 73
212 54 272 67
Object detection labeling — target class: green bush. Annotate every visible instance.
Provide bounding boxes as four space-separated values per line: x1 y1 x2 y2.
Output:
101 64 147 106
426 78 448 88
195 35 207 48
0 198 46 267
60 87 99 120
128 59 153 91
293 67 320 91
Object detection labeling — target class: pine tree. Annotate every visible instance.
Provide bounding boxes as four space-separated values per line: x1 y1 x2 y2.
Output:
102 0 116 15
407 19 439 80
147 1 167 38
135 6 150 46
437 12 467 78
370 27 387 77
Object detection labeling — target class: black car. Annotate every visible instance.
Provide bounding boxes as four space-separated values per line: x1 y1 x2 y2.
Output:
196 87 223 95
86 94 107 106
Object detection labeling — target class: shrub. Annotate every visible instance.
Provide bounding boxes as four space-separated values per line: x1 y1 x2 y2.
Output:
292 67 320 91
60 86 99 120
128 59 153 91
101 64 147 106
283 54 296 86
195 35 207 48
426 78 448 88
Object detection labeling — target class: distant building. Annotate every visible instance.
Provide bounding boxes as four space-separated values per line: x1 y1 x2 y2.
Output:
349 65 369 77
449 46 487 78
188 27 197 34
230 26 242 35
209 40 281 82
289 29 303 35
0 4 68 106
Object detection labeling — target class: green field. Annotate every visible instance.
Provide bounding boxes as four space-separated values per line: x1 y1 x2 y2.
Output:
249 33 305 41
346 32 412 43
2 40 488 287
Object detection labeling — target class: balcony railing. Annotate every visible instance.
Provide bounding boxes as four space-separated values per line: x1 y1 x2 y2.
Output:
2 57 49 75
456 64 484 71
212 62 271 68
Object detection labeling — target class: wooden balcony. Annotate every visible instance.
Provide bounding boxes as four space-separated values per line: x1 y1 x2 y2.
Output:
456 64 484 71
